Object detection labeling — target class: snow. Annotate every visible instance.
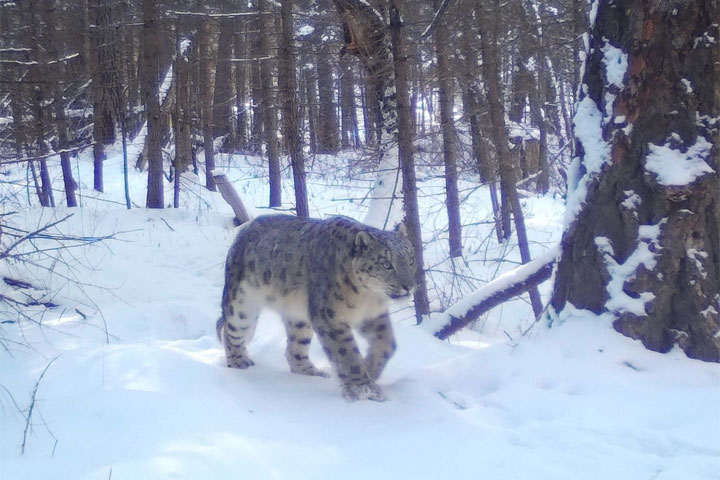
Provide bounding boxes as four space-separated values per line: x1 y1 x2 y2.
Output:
1 136 719 480
362 145 404 230
297 25 314 36
600 40 628 89
589 0 600 27
644 136 715 186
158 67 174 104
681 78 693 94
621 190 641 215
596 221 664 317
565 95 610 227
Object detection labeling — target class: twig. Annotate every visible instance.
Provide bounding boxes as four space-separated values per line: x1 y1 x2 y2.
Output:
21 356 59 455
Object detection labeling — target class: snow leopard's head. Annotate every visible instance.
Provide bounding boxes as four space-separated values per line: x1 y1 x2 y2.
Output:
351 223 416 300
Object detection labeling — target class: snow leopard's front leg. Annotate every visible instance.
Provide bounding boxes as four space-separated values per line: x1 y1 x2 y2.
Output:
310 298 385 402
359 312 396 381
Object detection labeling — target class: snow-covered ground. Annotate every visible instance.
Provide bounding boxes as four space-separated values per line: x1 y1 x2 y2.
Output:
1 140 718 479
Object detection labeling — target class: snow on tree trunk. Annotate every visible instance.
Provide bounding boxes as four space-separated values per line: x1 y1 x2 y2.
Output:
333 0 404 229
550 0 719 362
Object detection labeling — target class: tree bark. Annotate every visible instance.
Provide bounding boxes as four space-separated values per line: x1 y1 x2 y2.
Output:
389 0 431 323
90 0 118 193
173 30 192 209
234 17 249 151
432 0 463 258
477 0 543 319
141 0 164 208
305 67 319 154
316 43 340 153
213 13 235 141
257 0 282 207
279 0 309 218
42 0 77 207
550 0 720 362
200 18 218 192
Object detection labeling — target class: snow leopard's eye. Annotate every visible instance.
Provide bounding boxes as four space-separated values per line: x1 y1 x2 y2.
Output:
382 260 393 270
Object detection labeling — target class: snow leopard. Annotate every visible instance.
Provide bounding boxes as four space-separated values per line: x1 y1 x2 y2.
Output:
216 214 416 401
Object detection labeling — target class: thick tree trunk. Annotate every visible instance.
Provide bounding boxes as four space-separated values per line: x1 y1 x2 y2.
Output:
551 0 720 362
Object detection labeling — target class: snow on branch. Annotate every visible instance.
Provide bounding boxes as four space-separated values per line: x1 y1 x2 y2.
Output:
0 53 79 66
172 11 271 18
425 246 560 340
421 0 455 39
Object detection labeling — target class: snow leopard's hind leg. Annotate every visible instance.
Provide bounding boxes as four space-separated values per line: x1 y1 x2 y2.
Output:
219 269 260 369
282 317 329 377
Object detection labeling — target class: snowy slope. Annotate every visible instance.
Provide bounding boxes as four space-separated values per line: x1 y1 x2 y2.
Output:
1 149 719 480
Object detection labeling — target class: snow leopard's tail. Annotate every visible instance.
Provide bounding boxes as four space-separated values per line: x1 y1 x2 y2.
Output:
216 316 226 342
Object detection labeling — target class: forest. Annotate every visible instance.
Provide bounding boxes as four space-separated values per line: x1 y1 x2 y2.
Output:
0 0 718 478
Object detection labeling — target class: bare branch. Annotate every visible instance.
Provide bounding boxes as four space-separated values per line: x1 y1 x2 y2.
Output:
21 356 58 455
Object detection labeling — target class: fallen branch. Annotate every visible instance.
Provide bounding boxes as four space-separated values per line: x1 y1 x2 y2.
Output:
211 171 251 224
426 246 559 340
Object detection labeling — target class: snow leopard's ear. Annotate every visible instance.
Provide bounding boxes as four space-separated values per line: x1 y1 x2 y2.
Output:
353 230 371 256
393 222 408 237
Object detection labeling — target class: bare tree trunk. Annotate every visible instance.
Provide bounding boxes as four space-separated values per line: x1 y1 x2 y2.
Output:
213 14 234 141
90 0 118 193
517 0 549 193
173 30 192 209
200 18 218 191
571 0 586 105
316 43 340 153
141 0 164 208
361 72 377 146
432 0 462 258
250 35 263 154
339 56 354 149
32 87 54 208
40 0 78 207
234 18 249 150
478 0 543 318
279 0 309 217
389 0 431 323
305 66 319 154
257 0 281 207
551 0 720 361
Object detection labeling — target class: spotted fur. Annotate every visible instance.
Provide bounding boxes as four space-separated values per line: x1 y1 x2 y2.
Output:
217 215 415 401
